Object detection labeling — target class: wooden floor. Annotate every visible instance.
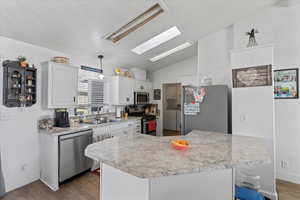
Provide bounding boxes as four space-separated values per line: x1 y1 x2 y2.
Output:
277 179 300 200
163 129 180 136
1 172 99 200
1 174 300 200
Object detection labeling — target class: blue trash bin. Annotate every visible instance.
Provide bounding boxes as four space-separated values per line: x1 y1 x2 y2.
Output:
235 186 265 200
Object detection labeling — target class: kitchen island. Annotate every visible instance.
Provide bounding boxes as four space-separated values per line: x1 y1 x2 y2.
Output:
85 130 270 200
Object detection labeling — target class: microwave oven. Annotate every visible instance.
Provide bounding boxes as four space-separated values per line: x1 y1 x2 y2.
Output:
134 92 149 105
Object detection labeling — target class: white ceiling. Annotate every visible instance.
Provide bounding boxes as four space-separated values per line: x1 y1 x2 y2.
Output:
0 0 278 71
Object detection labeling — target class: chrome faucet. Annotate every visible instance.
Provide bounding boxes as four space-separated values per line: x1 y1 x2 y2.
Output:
95 106 104 124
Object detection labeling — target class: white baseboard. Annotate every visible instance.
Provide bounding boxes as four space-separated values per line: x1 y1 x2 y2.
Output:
277 171 300 184
40 178 59 191
260 189 278 200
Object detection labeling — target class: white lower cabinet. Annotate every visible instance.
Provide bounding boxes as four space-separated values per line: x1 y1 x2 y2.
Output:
92 120 141 142
101 164 233 200
109 121 137 137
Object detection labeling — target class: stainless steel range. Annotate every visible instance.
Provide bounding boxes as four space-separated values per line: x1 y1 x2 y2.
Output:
125 105 157 136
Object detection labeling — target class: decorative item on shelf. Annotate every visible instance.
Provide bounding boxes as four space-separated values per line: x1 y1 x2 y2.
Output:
274 68 299 99
246 28 259 48
2 59 37 107
114 67 132 78
38 118 54 130
17 56 29 68
51 56 70 64
97 55 104 79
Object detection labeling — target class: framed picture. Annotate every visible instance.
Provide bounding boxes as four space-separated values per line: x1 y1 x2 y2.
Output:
153 89 161 100
274 68 299 99
232 65 272 88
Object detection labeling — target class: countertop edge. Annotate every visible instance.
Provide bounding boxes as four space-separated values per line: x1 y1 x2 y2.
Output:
39 117 141 136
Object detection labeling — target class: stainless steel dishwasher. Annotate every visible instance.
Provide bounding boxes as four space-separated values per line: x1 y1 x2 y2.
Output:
59 130 93 182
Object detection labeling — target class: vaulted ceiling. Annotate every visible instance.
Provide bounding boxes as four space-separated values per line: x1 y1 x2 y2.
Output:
0 0 278 71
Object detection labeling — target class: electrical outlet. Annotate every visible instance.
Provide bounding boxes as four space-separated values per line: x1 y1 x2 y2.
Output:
21 164 28 172
280 160 289 169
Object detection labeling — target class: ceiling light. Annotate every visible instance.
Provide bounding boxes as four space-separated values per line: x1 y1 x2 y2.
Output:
132 26 181 55
98 55 104 80
150 42 192 62
106 3 164 43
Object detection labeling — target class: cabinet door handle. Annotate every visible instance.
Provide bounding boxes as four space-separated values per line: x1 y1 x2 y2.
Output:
73 97 76 102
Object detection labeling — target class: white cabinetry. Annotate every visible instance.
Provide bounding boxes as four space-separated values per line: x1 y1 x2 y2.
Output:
146 81 153 92
42 61 78 108
135 80 146 91
110 121 136 137
109 76 134 105
134 80 152 93
101 164 233 200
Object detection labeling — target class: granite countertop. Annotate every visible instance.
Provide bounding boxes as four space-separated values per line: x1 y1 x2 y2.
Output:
85 130 270 179
40 117 141 136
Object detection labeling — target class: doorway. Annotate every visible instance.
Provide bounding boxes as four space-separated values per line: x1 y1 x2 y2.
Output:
162 83 181 136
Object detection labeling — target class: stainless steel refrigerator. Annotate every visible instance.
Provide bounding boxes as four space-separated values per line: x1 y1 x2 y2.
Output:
181 85 228 135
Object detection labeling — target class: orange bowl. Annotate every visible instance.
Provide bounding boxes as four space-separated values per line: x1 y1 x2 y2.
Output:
171 140 189 151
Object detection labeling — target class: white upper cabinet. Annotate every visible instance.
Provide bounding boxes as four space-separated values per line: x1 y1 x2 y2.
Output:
42 62 78 108
145 81 153 92
135 80 146 91
109 76 134 105
134 80 152 93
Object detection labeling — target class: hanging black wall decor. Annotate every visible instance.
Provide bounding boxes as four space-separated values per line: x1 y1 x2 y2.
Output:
2 60 37 107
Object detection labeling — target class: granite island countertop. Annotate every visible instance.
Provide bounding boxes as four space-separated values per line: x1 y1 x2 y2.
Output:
85 130 270 179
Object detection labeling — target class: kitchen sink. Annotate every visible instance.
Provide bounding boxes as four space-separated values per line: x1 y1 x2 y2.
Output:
82 118 122 125
109 119 122 123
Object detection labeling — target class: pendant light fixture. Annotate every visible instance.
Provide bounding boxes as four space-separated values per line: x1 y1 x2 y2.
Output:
98 55 104 80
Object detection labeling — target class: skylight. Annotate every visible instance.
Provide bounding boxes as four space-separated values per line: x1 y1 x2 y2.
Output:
150 42 192 62
132 26 181 55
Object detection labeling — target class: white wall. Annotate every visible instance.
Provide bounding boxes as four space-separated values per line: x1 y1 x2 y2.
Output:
151 56 198 135
231 46 276 199
0 36 115 191
233 4 300 184
198 27 233 87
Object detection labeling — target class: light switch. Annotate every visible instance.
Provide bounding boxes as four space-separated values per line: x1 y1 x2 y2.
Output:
240 114 246 122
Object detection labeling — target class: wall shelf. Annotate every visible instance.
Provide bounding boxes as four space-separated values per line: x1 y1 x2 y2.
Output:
2 60 37 107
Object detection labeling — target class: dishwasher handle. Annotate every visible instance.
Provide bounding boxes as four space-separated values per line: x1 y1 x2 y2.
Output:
59 130 93 141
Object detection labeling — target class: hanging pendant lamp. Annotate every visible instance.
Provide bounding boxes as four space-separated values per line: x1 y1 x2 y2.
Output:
98 55 104 80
